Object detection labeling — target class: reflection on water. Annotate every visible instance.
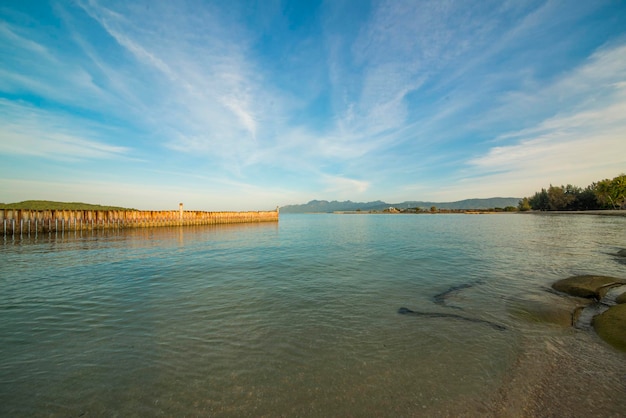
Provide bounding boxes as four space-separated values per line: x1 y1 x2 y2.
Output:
1 214 625 416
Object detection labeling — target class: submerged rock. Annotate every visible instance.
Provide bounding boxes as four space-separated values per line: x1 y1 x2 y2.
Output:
552 275 626 299
617 249 626 257
398 307 507 331
553 275 626 352
603 285 626 305
574 302 610 330
432 282 474 308
592 304 626 352
507 292 590 327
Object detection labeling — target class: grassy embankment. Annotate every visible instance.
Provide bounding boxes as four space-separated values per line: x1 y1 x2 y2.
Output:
0 200 135 211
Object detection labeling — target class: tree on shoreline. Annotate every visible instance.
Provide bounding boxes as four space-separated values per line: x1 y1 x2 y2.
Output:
596 175 626 209
520 174 626 211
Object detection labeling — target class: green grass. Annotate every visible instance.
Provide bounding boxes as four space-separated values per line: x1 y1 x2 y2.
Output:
0 200 136 211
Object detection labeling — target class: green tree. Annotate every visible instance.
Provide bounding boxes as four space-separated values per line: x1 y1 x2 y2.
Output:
522 173 624 212
547 185 576 210
518 197 531 211
596 174 626 209
529 189 549 210
573 184 599 210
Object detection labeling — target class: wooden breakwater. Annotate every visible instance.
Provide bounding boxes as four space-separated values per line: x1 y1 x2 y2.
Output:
1 208 279 236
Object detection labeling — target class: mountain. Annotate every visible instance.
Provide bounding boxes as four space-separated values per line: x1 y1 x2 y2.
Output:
280 200 387 213
280 198 521 213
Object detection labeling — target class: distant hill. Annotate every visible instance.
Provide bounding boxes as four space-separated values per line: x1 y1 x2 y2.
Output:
0 200 135 211
280 198 521 213
280 200 387 213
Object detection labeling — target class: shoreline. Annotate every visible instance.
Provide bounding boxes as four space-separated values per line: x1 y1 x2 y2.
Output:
523 210 626 217
331 210 626 216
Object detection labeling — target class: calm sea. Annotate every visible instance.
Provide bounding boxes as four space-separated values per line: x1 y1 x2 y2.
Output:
1 213 625 416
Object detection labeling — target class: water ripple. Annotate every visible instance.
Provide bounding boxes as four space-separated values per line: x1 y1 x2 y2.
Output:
2 215 625 416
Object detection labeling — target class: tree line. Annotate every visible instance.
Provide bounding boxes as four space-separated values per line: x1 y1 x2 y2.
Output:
518 174 626 211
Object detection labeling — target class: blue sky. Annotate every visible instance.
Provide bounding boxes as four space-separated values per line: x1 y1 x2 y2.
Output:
1 0 625 210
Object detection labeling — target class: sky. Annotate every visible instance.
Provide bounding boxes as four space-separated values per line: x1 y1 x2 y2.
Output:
1 0 625 211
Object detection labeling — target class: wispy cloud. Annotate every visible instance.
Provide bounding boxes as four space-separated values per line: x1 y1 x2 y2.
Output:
1 0 624 208
0 100 130 161
469 42 626 181
74 0 265 167
322 175 370 197
330 0 503 137
0 20 110 109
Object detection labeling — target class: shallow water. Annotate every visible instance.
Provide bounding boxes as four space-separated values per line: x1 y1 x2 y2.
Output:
1 213 625 416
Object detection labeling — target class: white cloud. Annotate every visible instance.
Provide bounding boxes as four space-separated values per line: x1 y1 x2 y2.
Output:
461 43 626 196
1 0 624 207
0 18 119 112
0 176 291 212
75 0 265 167
322 175 370 197
221 95 257 139
0 100 130 161
0 21 51 57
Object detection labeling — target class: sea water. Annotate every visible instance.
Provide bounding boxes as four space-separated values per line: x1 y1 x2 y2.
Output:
1 213 625 416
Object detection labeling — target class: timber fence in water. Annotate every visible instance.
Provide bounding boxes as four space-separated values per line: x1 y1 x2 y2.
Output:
0 209 279 237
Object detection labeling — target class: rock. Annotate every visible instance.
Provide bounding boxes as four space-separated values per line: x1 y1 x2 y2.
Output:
552 275 626 299
512 301 576 327
506 292 590 327
592 304 626 352
553 275 626 352
617 249 626 257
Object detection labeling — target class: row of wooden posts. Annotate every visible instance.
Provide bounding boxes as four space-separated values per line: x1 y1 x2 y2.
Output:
1 208 279 236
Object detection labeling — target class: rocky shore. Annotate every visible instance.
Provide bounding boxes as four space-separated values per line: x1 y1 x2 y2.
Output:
551 269 626 352
486 253 626 417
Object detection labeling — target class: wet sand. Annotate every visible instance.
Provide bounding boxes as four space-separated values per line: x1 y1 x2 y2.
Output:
487 332 626 417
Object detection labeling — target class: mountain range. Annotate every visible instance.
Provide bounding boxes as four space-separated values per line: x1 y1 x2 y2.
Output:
280 198 521 213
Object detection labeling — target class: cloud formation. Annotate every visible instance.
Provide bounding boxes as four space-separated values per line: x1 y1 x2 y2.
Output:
466 42 626 192
1 0 625 209
0 100 130 161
